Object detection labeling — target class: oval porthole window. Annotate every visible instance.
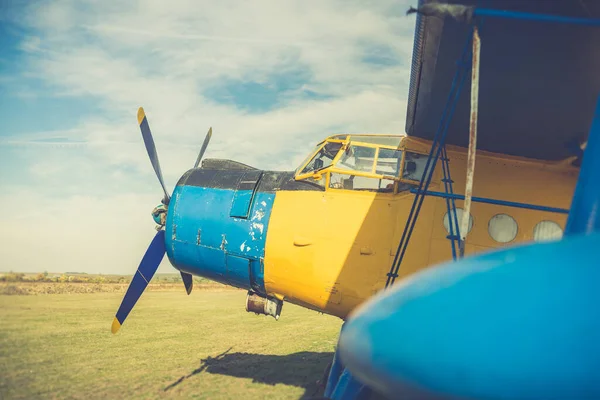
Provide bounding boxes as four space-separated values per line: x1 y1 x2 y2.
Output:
533 220 563 242
488 214 518 243
443 208 473 234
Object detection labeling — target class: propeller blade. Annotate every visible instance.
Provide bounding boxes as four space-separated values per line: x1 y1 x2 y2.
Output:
193 127 212 169
137 107 171 205
111 230 166 334
180 271 193 295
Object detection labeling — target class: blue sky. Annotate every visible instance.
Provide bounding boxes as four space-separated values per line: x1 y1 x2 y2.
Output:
0 0 416 274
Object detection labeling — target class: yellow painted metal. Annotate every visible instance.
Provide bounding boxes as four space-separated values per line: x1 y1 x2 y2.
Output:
263 134 579 320
137 107 147 125
328 167 399 182
111 317 122 334
371 148 379 175
345 140 399 150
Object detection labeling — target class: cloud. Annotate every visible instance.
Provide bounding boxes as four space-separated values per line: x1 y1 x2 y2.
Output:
1 0 417 274
0 188 167 274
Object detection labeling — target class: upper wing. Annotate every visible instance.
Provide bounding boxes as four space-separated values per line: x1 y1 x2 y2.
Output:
405 0 600 161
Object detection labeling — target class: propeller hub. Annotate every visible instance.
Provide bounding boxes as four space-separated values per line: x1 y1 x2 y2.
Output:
151 203 168 229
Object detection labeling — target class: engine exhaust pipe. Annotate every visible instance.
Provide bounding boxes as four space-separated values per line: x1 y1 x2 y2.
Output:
245 291 283 320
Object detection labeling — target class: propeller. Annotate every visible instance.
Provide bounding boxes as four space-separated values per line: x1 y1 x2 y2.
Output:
138 108 171 205
111 107 212 334
111 230 166 334
194 127 212 169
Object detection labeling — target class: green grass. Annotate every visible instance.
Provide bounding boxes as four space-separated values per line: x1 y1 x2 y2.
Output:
0 271 214 285
0 289 344 399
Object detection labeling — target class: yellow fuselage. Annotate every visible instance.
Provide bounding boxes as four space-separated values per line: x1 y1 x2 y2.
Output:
263 136 578 319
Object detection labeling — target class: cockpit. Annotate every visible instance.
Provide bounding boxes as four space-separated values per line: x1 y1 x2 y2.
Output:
294 134 428 193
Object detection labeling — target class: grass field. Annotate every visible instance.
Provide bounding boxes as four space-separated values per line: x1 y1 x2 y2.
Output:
0 286 344 399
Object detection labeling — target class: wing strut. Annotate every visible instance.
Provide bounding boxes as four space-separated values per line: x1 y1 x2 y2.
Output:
385 26 475 288
458 26 481 258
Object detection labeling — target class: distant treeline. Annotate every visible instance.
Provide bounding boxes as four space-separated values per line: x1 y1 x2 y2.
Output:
0 271 212 285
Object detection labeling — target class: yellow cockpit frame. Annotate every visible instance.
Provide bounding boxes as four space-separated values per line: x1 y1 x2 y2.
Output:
294 134 427 194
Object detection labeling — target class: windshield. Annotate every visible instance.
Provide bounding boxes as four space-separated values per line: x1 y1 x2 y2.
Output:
299 142 343 174
295 143 322 175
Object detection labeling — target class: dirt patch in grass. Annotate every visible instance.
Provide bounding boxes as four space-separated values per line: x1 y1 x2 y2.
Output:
0 281 237 295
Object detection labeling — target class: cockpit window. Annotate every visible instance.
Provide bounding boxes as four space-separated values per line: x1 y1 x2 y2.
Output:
337 145 376 173
376 148 403 176
294 134 428 194
300 142 343 174
295 143 321 175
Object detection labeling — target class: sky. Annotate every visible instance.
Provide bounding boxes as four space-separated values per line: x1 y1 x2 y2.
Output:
0 0 417 275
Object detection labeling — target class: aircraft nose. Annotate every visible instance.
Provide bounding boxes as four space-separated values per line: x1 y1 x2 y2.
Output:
163 167 277 294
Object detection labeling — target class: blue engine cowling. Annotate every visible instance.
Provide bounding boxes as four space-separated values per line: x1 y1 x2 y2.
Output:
163 162 322 295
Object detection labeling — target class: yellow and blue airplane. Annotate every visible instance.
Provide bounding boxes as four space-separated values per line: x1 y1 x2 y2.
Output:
105 1 600 400
109 1 600 397
110 16 599 399
111 108 580 333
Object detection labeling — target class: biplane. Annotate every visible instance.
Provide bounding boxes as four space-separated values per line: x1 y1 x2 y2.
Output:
112 0 600 399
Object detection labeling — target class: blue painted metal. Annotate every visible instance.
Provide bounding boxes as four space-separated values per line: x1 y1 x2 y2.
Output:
165 184 274 294
338 232 600 400
230 170 263 219
324 346 345 398
225 254 252 289
474 8 600 27
230 189 256 218
565 96 600 235
115 230 166 326
325 323 373 400
330 369 371 400
410 188 571 214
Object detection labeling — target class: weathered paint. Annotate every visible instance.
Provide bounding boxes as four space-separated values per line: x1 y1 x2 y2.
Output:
164 183 275 294
162 133 578 322
459 25 480 256
245 291 283 319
